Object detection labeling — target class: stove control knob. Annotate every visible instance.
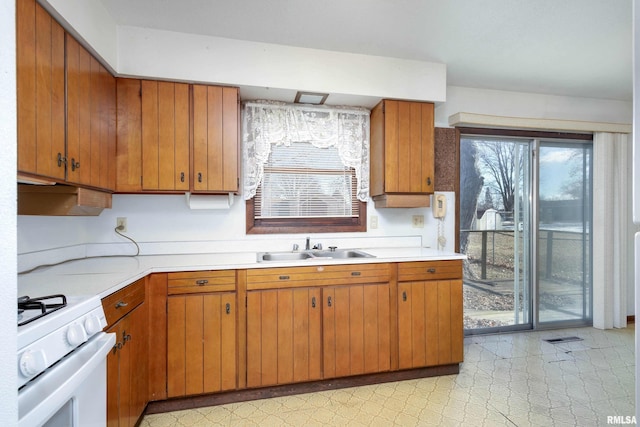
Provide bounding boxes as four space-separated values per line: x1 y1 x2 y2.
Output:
84 315 103 335
66 323 88 346
19 349 47 377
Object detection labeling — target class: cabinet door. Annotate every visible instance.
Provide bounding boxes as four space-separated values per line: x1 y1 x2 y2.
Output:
66 36 116 190
116 78 143 192
106 302 148 427
106 321 122 427
192 85 239 193
126 303 149 427
16 0 65 180
323 283 390 379
381 100 434 194
246 288 322 387
398 280 463 369
167 293 236 397
141 80 190 191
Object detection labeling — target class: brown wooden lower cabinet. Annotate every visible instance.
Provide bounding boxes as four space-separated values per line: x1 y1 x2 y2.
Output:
397 279 463 369
246 287 322 387
323 283 390 378
122 260 463 420
167 292 237 397
104 280 148 427
246 282 390 388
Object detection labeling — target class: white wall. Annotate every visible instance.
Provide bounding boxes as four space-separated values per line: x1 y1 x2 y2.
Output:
18 194 447 261
116 26 446 105
2 0 18 423
435 86 633 127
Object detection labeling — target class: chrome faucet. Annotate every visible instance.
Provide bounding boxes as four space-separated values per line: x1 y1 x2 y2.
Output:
305 237 322 250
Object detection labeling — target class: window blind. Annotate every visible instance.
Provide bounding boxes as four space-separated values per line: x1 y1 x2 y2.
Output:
255 142 359 219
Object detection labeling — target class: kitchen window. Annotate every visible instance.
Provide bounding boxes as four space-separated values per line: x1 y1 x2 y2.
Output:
243 101 369 234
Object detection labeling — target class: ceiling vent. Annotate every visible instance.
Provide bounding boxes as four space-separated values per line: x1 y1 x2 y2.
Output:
294 91 329 105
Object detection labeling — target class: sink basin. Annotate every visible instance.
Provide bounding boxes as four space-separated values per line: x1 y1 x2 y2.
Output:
257 249 375 262
310 250 374 259
259 252 314 262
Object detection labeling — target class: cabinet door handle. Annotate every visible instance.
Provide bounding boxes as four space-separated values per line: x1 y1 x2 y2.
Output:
311 296 316 308
327 296 332 307
198 172 203 183
403 291 407 302
427 177 432 186
57 153 67 167
115 301 128 309
225 303 231 314
427 268 436 273
180 172 185 182
279 275 290 280
196 279 209 286
351 271 361 276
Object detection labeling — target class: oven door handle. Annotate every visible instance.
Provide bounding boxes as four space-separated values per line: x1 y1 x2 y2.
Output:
18 332 116 427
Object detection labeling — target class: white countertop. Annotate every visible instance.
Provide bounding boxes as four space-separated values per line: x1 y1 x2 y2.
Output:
18 248 465 299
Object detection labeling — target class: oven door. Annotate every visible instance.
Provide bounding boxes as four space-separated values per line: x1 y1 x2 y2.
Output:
19 332 116 427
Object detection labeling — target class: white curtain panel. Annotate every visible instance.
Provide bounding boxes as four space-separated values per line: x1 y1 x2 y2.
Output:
242 101 370 201
593 132 631 329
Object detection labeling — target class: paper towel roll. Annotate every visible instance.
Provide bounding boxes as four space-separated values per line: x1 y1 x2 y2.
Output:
185 193 234 210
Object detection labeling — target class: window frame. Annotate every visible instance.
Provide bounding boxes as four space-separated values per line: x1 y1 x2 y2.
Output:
246 198 367 234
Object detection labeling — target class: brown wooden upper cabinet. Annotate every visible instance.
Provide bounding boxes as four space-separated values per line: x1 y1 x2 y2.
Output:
141 80 190 191
66 35 116 190
17 0 65 182
116 79 189 192
192 85 240 193
116 82 239 194
370 100 435 208
17 0 116 192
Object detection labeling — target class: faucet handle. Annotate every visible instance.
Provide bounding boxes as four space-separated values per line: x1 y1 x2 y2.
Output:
328 246 337 252
292 243 299 251
313 243 323 250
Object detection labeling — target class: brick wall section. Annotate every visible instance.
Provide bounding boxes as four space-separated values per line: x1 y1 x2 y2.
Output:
434 127 458 192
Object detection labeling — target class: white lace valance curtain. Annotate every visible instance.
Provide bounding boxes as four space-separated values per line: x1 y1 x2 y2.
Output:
242 101 370 201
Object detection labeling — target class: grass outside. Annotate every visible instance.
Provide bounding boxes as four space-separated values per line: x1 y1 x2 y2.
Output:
463 229 588 329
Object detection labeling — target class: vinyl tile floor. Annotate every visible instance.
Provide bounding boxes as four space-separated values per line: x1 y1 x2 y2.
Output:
141 326 635 426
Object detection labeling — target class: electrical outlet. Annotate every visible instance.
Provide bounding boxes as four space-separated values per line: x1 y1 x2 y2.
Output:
370 215 378 229
116 217 127 232
412 215 424 228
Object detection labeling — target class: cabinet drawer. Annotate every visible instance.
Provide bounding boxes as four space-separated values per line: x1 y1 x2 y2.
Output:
247 263 391 290
167 270 236 295
102 278 145 327
397 260 462 282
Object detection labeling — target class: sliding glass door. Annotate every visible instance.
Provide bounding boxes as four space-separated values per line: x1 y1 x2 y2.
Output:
460 137 532 332
536 142 592 326
460 134 592 333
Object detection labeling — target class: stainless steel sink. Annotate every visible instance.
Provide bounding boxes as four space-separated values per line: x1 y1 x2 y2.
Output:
257 249 375 262
259 252 314 262
309 249 374 259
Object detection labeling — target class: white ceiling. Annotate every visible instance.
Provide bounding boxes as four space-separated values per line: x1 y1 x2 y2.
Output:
99 0 633 102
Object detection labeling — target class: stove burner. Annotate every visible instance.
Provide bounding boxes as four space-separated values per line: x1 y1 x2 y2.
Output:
18 294 67 326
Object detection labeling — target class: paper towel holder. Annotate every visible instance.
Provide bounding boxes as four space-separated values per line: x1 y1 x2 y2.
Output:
185 192 235 210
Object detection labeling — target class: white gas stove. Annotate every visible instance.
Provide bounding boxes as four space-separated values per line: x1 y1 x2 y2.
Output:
17 293 107 387
17 292 115 426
